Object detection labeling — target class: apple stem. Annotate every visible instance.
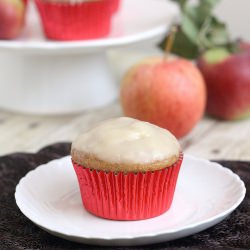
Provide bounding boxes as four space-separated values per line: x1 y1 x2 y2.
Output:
164 25 177 60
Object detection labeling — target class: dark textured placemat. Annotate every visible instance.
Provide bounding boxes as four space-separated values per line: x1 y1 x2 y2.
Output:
0 143 249 250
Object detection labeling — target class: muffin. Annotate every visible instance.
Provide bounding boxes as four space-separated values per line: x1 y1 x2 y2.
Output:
35 0 114 41
71 117 183 220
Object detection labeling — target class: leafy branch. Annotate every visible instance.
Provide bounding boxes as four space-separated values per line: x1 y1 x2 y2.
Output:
162 0 237 59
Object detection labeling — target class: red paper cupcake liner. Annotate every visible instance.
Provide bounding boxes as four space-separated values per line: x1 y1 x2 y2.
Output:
35 0 113 41
111 0 120 13
72 153 183 220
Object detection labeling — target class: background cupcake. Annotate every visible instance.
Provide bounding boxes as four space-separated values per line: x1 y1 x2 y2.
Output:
71 117 183 221
35 0 115 41
110 0 120 13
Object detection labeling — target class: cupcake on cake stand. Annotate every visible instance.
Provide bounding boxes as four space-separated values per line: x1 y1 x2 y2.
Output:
0 0 179 114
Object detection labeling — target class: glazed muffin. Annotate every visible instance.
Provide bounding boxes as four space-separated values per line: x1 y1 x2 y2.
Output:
71 117 183 220
35 0 114 40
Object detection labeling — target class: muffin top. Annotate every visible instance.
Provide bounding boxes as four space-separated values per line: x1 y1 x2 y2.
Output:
71 117 181 172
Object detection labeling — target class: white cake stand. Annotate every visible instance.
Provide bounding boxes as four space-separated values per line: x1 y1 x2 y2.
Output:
0 0 179 114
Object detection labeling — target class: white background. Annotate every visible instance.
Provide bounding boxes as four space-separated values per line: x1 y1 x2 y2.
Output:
215 0 250 40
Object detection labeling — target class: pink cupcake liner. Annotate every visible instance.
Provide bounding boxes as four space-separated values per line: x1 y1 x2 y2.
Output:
35 0 113 41
72 153 183 220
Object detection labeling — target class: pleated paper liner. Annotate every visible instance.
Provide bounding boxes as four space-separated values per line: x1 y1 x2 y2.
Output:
35 0 114 41
72 153 183 221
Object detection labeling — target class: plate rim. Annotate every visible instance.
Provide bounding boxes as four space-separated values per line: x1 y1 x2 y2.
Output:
15 154 246 242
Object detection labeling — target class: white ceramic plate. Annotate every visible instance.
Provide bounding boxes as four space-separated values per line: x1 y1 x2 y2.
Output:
15 155 246 246
0 0 179 54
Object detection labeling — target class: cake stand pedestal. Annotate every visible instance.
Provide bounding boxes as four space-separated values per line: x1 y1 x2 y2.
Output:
0 52 117 113
0 0 179 114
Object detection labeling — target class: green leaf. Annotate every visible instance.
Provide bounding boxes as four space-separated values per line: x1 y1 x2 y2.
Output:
196 4 213 19
198 16 230 50
160 0 233 59
159 27 199 59
184 5 203 26
183 0 221 26
181 13 199 45
171 30 199 59
201 0 220 8
210 26 229 45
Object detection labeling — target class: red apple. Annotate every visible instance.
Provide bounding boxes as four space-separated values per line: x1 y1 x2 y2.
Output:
239 41 250 52
120 57 206 138
0 0 25 40
197 48 250 120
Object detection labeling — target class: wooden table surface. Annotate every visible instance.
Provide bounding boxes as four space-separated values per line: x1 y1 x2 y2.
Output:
0 48 250 160
0 101 250 160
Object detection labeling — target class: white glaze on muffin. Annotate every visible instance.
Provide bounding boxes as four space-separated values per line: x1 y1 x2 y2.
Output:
71 117 181 172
